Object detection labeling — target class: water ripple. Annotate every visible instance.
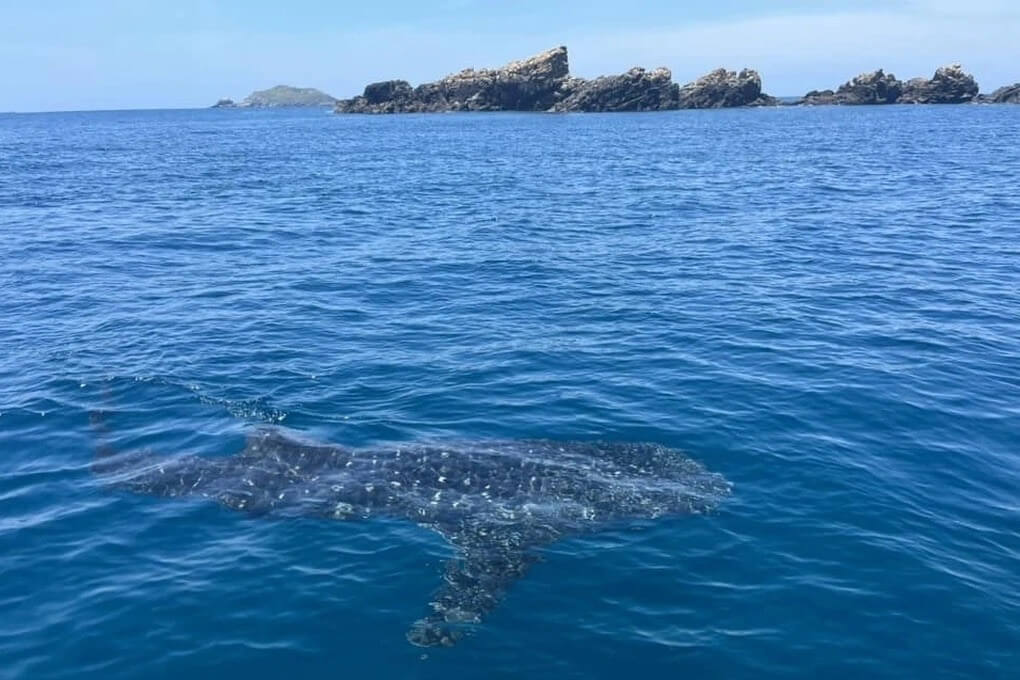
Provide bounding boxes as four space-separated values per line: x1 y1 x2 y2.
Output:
0 106 1018 679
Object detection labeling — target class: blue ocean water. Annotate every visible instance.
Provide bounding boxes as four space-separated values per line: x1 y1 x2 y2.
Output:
1 105 1018 679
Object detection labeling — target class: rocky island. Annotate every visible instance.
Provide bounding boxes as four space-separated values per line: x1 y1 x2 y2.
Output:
335 46 776 114
798 64 980 105
213 85 337 108
333 46 1019 113
983 83 1020 104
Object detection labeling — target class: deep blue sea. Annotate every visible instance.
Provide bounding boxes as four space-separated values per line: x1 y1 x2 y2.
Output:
1 106 1018 679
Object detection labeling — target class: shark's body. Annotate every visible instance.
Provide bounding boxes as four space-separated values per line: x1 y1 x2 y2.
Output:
93 424 731 646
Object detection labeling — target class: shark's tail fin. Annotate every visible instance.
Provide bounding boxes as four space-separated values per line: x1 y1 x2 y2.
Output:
89 402 122 476
88 390 223 500
88 389 147 479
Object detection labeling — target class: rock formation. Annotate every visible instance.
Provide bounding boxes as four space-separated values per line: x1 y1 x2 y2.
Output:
338 47 571 113
553 67 677 112
797 64 979 105
335 47 777 114
213 85 337 109
676 68 777 108
801 70 903 106
899 64 979 104
985 83 1020 104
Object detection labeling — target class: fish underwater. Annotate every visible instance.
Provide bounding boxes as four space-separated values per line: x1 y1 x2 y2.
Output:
90 412 732 646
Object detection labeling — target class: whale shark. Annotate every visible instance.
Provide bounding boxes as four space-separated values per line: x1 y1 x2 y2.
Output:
91 416 731 646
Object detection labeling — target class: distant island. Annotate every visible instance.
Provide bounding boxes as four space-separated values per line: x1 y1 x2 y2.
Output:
333 46 1020 114
212 85 337 109
802 66 1020 105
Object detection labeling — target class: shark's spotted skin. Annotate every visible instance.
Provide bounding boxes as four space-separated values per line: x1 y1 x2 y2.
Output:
93 426 731 646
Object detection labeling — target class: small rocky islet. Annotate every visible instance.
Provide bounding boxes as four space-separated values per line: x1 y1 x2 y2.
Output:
332 46 1019 114
800 64 1002 106
986 83 1020 104
212 85 336 109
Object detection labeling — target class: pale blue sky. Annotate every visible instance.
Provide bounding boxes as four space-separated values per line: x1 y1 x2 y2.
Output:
1 0 1018 111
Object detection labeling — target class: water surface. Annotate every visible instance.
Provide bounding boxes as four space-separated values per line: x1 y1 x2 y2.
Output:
1 106 1018 678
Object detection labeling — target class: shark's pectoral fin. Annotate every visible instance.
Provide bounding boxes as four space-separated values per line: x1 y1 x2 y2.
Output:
408 546 539 647
407 524 557 647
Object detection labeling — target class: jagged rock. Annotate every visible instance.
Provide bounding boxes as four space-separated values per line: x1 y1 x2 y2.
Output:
363 80 414 105
987 83 1020 103
800 70 903 105
899 64 978 104
748 93 782 107
337 47 571 113
230 85 337 108
801 89 835 105
336 48 776 114
421 46 570 111
347 80 417 113
553 67 677 112
797 65 980 106
676 69 773 109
